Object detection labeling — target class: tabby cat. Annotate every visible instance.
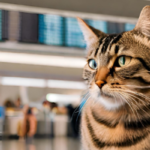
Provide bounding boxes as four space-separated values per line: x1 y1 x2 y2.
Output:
78 6 150 150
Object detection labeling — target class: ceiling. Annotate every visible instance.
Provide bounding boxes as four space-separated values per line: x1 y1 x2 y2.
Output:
0 0 149 18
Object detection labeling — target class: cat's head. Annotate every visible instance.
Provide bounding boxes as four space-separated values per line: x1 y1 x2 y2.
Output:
78 6 150 110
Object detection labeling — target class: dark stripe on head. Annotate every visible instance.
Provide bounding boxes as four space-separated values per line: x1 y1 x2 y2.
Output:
109 33 123 49
101 34 117 53
94 48 99 57
115 45 119 54
94 37 105 57
92 110 118 128
86 114 148 148
124 117 150 130
112 34 123 44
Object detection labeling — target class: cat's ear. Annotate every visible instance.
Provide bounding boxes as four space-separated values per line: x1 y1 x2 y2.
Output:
135 6 150 37
77 17 106 48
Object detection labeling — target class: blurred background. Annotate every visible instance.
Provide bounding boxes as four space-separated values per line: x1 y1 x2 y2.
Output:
0 0 149 150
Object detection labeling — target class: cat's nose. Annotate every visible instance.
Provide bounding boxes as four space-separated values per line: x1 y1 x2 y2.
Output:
96 80 105 88
95 67 109 88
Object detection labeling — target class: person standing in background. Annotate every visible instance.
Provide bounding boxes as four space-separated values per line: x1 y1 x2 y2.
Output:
18 104 28 139
15 97 23 109
21 106 37 150
26 107 37 150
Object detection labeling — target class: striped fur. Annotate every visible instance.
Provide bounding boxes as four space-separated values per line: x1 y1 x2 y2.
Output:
78 6 150 150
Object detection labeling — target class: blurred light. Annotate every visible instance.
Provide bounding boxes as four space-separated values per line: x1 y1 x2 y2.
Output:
0 52 86 68
1 77 46 87
48 80 86 89
46 93 80 103
0 77 86 89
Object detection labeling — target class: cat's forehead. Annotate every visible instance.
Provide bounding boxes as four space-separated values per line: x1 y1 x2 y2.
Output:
88 30 150 61
87 33 124 66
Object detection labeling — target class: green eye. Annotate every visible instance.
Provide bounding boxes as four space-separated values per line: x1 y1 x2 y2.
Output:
88 59 97 69
118 56 131 67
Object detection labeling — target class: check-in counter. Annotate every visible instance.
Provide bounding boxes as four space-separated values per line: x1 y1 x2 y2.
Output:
53 115 68 136
4 109 69 137
35 112 68 137
4 110 23 136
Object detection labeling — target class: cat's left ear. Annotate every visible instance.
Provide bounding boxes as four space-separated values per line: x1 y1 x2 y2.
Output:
77 17 106 48
135 6 150 37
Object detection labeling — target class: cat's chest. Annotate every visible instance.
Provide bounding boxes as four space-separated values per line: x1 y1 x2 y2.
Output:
81 104 150 150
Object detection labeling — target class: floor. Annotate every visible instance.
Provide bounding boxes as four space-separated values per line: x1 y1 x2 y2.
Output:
0 137 81 150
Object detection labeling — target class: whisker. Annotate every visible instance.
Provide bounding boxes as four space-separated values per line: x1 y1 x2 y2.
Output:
118 89 150 102
116 92 135 120
111 92 118 106
115 92 125 108
124 85 150 89
117 90 145 104
118 93 134 112
120 90 150 118
124 94 146 127
115 89 150 119
118 92 141 121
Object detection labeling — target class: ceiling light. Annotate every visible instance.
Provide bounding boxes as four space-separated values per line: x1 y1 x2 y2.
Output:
48 80 86 89
0 77 86 89
46 93 80 104
0 52 86 68
1 77 46 87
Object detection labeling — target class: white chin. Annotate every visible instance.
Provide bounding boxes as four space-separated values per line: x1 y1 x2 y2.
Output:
98 96 125 110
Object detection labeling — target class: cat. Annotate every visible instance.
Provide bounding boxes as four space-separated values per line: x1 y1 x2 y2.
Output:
77 5 150 150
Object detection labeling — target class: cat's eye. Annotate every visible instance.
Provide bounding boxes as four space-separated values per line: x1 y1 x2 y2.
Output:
117 56 131 67
88 59 97 69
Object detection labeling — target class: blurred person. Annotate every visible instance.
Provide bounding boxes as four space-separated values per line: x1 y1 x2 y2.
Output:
31 107 39 116
24 107 37 141
4 99 15 108
49 102 58 113
15 97 23 109
25 107 37 150
19 105 37 150
42 101 54 137
58 106 67 114
42 101 50 111
18 104 29 139
42 100 51 121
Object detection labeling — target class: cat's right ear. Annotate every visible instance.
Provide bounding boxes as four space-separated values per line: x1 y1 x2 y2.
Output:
135 6 150 37
77 17 106 48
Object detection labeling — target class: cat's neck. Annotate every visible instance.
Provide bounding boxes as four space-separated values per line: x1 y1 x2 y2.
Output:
83 98 144 124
